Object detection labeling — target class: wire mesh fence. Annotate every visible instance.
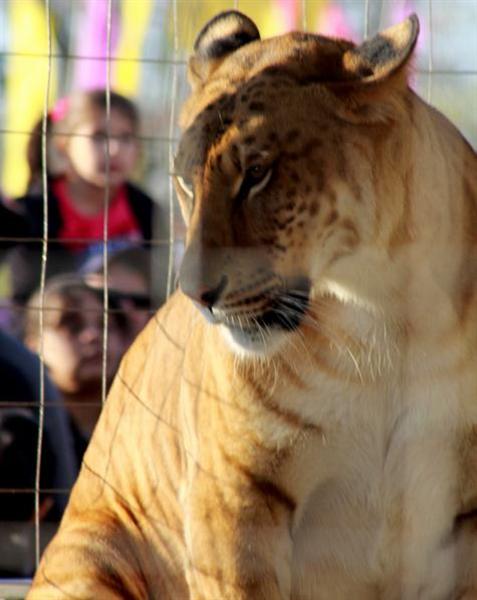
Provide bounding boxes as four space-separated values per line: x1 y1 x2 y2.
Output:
0 0 475 593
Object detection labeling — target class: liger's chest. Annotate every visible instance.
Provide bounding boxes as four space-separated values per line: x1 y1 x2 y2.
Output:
280 377 468 599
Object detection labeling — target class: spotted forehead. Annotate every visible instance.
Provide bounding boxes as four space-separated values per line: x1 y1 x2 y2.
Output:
175 69 301 178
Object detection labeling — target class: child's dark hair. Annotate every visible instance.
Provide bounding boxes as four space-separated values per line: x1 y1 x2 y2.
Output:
26 89 140 193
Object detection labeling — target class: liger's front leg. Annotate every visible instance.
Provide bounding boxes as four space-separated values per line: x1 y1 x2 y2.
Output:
183 462 295 600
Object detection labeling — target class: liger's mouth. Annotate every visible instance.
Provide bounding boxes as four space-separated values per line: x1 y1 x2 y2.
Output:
205 278 311 334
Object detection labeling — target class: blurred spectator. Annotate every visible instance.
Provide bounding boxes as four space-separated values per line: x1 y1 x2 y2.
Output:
4 89 156 305
83 245 154 346
0 195 29 246
23 275 124 463
0 195 29 331
0 328 77 576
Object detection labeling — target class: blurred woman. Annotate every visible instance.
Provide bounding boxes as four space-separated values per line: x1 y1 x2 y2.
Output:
23 275 124 461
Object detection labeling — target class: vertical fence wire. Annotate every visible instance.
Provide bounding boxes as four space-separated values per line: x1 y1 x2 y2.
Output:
101 0 113 406
301 0 307 30
166 0 179 298
427 0 434 103
364 0 370 37
34 0 53 569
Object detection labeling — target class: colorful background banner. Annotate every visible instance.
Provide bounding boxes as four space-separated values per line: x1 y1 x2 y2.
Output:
3 0 58 197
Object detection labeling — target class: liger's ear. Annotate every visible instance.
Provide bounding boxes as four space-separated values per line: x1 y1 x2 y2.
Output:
342 14 419 83
343 14 419 83
188 11 260 91
330 15 419 122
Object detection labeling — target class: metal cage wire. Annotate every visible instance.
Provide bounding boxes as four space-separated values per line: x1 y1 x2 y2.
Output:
0 0 475 593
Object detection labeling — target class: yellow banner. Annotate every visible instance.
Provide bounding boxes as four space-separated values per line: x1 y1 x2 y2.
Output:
3 0 58 198
114 0 155 96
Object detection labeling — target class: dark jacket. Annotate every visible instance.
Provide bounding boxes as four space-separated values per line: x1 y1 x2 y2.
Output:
0 196 30 247
17 181 153 241
0 330 78 576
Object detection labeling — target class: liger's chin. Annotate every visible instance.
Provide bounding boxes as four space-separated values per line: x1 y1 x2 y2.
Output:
220 323 290 358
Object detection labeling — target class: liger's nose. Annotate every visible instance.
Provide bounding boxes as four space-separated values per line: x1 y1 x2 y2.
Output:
179 244 230 309
180 274 228 309
196 275 228 309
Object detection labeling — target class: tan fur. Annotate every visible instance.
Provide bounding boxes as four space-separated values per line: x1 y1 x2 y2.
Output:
28 12 477 599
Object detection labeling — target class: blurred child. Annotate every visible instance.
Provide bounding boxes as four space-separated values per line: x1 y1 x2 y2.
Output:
8 89 155 304
23 275 124 463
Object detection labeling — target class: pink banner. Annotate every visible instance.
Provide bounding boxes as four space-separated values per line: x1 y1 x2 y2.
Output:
73 0 120 91
317 4 356 41
277 0 299 30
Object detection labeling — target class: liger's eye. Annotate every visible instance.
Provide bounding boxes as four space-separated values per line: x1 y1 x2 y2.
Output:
243 164 272 198
176 175 194 199
247 164 267 181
